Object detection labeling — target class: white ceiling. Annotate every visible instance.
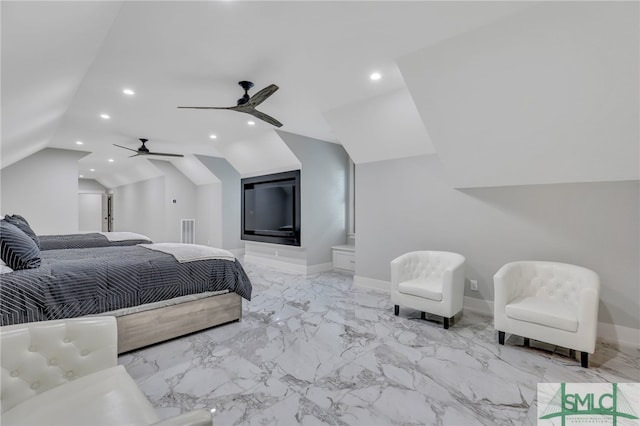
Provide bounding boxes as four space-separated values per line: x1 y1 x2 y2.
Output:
399 1 639 187
324 87 435 164
1 1 533 187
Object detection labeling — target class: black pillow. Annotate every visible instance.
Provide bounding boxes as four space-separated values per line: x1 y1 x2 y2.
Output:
0 220 41 270
4 214 40 249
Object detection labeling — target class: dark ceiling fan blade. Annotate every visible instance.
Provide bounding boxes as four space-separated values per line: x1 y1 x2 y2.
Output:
147 152 184 158
177 106 231 110
113 143 138 152
178 81 282 127
248 109 283 128
248 84 279 107
116 140 182 158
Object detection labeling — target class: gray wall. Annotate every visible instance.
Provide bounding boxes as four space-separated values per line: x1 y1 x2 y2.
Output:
151 161 197 243
112 176 165 241
196 155 242 250
111 161 198 243
278 131 349 265
196 183 223 248
356 154 639 329
0 148 88 234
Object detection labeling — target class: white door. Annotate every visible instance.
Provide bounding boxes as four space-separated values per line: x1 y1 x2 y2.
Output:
78 193 103 232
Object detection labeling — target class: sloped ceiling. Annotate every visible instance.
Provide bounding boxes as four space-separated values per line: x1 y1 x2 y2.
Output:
7 2 634 189
398 1 639 188
324 88 435 164
1 1 537 188
1 1 123 168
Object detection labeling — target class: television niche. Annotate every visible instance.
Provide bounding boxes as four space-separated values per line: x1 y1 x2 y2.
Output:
241 170 301 246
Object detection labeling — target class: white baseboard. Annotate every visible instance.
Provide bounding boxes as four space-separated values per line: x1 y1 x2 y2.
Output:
244 255 332 275
353 275 391 292
307 262 334 274
597 322 640 349
353 278 640 349
463 296 494 316
244 254 307 273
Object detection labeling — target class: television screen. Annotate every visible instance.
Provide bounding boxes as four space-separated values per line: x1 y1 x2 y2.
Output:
241 170 300 246
244 182 294 236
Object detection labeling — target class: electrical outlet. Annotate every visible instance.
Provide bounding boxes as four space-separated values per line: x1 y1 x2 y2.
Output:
470 280 478 291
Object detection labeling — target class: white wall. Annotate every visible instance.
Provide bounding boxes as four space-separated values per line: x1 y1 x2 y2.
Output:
112 176 165 242
78 178 107 193
278 131 349 266
355 154 639 330
151 161 198 243
196 183 223 248
78 193 102 232
112 161 199 243
0 148 88 234
196 155 243 250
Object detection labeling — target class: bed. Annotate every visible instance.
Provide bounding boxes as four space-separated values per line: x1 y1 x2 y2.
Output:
38 231 152 250
0 243 252 353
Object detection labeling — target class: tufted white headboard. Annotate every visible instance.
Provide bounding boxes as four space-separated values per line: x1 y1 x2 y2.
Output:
1 317 118 413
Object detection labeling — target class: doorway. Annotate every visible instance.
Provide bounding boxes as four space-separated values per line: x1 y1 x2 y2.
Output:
78 193 113 232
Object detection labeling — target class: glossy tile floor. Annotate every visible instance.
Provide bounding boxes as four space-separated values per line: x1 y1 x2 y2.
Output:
119 262 639 425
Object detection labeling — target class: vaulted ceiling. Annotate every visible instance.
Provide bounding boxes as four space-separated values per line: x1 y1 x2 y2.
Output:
2 1 637 188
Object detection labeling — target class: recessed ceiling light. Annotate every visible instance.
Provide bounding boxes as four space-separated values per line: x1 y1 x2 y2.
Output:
209 134 217 139
90 168 95 172
100 113 110 119
75 141 84 145
79 175 84 178
122 88 135 96
108 159 114 163
370 72 382 81
247 121 255 126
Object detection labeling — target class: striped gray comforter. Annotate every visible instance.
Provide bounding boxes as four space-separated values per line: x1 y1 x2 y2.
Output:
39 233 151 250
0 245 252 326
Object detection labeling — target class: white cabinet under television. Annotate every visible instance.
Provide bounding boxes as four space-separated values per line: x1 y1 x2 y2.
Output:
332 245 355 273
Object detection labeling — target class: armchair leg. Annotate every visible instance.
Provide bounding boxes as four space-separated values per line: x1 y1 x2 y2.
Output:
581 352 589 368
443 317 450 329
421 312 426 320
394 305 399 316
523 338 530 347
498 331 505 345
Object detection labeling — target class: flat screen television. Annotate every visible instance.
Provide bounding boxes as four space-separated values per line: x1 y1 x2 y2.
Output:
241 170 301 246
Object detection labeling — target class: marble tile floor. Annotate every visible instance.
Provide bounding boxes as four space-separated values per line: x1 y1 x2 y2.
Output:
119 262 639 426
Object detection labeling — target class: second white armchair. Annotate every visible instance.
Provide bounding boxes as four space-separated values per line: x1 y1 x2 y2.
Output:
391 251 466 329
493 261 600 368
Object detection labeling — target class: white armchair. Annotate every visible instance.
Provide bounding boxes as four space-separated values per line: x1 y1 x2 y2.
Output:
1 317 212 425
391 251 466 329
493 261 600 368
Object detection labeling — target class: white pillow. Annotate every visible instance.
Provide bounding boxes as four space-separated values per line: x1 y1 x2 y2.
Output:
0 258 14 274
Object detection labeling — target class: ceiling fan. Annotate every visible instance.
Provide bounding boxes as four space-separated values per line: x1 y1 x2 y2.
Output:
113 138 184 158
178 81 283 128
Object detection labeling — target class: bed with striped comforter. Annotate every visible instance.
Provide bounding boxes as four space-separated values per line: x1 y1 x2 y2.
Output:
0 245 252 326
38 232 151 250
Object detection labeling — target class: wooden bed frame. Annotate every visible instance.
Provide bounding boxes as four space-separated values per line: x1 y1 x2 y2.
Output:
115 292 242 353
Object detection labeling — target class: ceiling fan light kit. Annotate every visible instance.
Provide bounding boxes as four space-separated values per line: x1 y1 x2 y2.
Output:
178 81 283 128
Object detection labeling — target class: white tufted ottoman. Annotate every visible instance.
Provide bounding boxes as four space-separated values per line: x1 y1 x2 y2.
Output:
493 261 600 368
